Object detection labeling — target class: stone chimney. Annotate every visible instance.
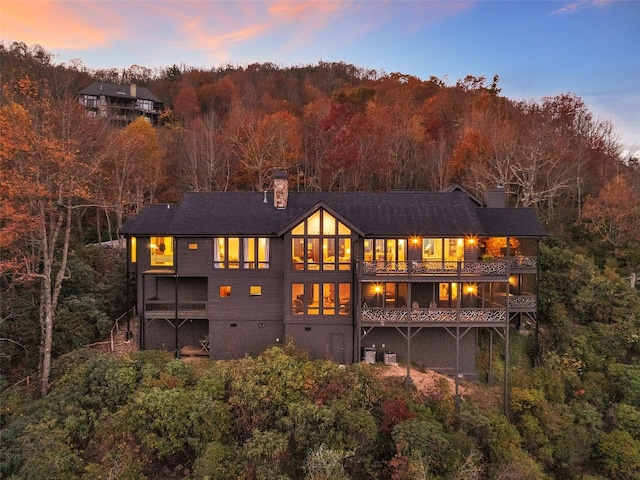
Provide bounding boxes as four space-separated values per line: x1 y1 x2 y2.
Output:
273 170 288 209
484 184 506 208
130 83 137 97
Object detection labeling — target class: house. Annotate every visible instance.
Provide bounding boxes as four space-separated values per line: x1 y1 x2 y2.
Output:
77 82 162 126
120 172 547 380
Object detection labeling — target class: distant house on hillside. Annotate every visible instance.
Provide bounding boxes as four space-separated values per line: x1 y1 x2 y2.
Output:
120 172 547 382
77 82 162 126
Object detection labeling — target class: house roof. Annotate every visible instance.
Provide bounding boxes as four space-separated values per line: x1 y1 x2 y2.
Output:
78 82 161 103
121 204 178 235
121 190 547 238
476 208 547 237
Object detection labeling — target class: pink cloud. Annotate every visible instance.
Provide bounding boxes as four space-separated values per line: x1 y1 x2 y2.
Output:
1 1 122 50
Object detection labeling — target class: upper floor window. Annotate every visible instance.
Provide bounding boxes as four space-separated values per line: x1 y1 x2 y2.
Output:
364 239 406 263
482 237 529 257
150 236 173 266
422 238 463 262
291 210 351 271
79 94 98 108
214 237 269 269
244 237 270 269
136 99 154 111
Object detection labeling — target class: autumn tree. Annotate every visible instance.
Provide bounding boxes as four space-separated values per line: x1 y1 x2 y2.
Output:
101 116 166 235
0 78 100 395
173 81 200 122
582 175 640 258
179 112 231 192
229 109 302 190
301 94 333 191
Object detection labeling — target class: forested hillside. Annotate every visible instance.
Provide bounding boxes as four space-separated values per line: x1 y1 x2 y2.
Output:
1 41 639 479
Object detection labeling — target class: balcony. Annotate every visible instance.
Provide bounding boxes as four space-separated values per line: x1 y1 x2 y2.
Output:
508 256 538 271
360 306 507 327
357 256 538 281
358 259 508 282
143 300 208 319
508 294 537 311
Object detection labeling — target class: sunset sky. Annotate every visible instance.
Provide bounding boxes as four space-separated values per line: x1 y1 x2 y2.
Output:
2 0 639 149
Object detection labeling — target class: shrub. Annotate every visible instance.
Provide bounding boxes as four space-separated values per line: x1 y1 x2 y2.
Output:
192 441 243 480
125 387 232 459
82 447 146 480
390 418 457 477
607 363 640 406
304 444 351 480
596 430 640 480
615 404 640 440
242 429 290 480
15 419 82 480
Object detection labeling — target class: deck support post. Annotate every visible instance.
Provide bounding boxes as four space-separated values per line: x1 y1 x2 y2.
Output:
404 325 412 388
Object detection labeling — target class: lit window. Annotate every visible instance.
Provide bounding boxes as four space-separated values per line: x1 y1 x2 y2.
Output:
250 286 262 297
228 238 239 268
150 237 173 266
338 283 351 315
130 237 137 263
323 283 335 315
216 237 269 268
364 239 406 264
292 283 304 314
214 237 240 268
291 209 351 271
444 238 464 261
219 286 232 297
291 282 350 316
243 238 270 269
439 283 458 302
422 238 443 261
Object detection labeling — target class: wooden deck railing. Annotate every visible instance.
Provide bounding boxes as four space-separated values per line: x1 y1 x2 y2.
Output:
360 306 508 325
143 300 208 319
358 256 537 279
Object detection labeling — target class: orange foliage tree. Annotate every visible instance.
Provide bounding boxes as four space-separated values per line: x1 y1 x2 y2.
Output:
101 116 166 235
582 175 640 257
0 78 101 395
229 109 302 190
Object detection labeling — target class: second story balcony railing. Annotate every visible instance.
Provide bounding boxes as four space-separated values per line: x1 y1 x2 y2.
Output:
359 259 510 279
360 306 507 326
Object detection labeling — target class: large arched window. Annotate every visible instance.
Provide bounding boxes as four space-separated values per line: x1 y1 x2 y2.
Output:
291 210 351 271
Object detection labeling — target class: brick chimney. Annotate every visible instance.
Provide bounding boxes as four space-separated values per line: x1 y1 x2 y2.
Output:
484 184 506 208
273 170 288 209
130 83 137 97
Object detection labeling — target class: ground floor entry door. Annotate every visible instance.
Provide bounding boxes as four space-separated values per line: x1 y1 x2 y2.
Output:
331 333 345 364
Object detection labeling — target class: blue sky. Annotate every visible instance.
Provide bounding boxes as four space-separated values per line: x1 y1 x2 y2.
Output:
2 0 639 149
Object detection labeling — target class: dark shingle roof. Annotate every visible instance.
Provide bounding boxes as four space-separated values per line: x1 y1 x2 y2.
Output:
121 204 178 235
122 191 547 238
78 82 161 103
476 208 548 237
